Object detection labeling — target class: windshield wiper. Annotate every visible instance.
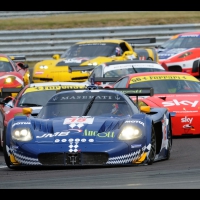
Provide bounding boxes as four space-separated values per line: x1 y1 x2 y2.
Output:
132 65 138 73
82 96 96 116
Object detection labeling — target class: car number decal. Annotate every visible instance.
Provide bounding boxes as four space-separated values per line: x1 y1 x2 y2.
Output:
63 117 94 124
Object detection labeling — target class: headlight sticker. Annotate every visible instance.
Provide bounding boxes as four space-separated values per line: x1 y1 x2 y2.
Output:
125 120 144 126
12 122 31 128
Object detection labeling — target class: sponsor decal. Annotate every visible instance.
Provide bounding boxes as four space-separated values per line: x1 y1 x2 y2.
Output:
130 75 197 84
162 100 198 107
125 120 144 127
183 124 194 129
131 144 142 148
83 129 115 138
35 71 44 74
63 59 82 63
60 95 113 100
12 122 31 127
34 85 86 91
36 131 70 138
181 116 193 123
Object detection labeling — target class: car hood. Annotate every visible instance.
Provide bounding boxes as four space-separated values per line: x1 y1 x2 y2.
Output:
25 116 142 143
0 72 23 78
157 48 190 60
0 72 23 87
147 94 200 112
34 56 119 73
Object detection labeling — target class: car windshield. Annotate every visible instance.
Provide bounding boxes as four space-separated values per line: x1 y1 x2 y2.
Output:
128 79 200 94
61 43 119 58
37 91 132 119
17 90 58 107
160 36 200 49
0 61 14 72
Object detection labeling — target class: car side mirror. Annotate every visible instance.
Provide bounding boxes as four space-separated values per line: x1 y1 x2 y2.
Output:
122 51 134 56
22 107 32 115
53 54 60 60
17 63 29 70
140 106 151 113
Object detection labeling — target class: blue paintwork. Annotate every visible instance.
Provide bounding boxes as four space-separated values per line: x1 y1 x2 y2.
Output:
4 89 172 167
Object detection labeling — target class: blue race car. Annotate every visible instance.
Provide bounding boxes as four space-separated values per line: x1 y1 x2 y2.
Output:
3 86 173 169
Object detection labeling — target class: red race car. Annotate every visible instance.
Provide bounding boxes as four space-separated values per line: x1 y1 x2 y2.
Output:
0 54 30 98
103 71 200 137
0 81 88 150
156 31 200 77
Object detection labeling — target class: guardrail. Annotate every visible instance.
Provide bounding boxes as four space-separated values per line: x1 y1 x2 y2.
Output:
0 23 199 62
0 11 134 18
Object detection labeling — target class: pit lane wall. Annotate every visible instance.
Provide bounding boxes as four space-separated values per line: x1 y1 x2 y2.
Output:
0 23 200 62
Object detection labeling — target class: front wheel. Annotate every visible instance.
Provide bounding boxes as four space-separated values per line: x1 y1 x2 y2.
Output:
3 127 14 169
166 123 172 160
146 126 156 165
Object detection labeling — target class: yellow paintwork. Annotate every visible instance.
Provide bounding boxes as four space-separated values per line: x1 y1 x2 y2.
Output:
22 107 32 115
140 106 151 113
133 152 147 164
32 39 157 83
0 57 9 62
10 154 20 165
24 85 86 94
130 74 198 84
23 69 30 86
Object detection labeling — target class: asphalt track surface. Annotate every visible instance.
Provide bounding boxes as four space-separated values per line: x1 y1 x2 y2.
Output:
0 136 200 189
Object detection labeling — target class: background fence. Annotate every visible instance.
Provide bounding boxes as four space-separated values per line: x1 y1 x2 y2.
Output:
0 21 200 62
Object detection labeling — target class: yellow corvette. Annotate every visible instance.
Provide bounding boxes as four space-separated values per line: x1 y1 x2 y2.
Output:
32 38 158 83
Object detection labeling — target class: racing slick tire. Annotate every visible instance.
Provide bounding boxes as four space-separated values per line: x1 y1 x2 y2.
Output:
166 122 172 160
146 126 156 165
0 113 4 151
3 127 15 169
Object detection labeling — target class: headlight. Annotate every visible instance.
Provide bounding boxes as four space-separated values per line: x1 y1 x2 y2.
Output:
118 126 142 140
178 52 192 58
39 65 48 69
12 128 33 141
88 62 98 66
5 76 16 83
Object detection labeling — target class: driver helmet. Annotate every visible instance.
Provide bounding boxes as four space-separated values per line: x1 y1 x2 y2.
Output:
115 47 122 56
111 103 119 114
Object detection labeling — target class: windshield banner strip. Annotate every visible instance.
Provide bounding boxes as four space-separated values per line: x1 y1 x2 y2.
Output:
130 75 197 84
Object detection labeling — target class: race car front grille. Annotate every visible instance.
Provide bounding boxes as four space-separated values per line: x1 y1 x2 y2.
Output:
37 78 53 82
38 152 109 166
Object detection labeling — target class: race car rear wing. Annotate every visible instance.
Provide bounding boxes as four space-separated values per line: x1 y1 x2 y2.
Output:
8 55 26 61
0 87 23 98
104 87 154 96
57 84 154 105
123 38 156 46
69 65 95 72
94 77 119 82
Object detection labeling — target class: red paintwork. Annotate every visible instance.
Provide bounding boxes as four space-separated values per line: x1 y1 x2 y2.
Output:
0 85 28 127
0 54 29 89
112 71 200 136
157 31 200 77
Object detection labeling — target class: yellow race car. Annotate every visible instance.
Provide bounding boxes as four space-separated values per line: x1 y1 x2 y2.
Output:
32 38 158 83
